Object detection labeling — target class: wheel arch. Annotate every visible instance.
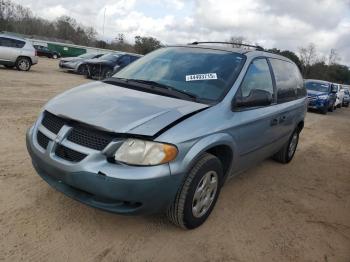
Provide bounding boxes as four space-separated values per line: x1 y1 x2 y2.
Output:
17 56 32 65
296 120 304 133
171 133 236 184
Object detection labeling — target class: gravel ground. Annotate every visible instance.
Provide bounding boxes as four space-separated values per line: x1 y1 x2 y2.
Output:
0 58 349 262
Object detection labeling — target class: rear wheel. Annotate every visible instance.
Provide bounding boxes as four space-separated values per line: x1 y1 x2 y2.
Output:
15 57 31 71
52 54 58 59
273 129 299 164
167 153 223 229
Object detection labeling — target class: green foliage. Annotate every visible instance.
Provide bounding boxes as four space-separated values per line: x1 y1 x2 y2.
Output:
134 36 162 55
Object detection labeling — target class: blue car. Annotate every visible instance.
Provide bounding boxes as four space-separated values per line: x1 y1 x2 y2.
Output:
305 79 337 114
27 42 307 229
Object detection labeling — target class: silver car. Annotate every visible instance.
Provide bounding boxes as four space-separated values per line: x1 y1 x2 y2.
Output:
59 53 104 74
27 43 307 229
0 34 38 71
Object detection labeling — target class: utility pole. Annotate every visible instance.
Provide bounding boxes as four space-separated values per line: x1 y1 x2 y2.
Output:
102 7 106 40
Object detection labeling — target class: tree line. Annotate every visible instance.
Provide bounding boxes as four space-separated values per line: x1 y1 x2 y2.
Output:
1 0 349 84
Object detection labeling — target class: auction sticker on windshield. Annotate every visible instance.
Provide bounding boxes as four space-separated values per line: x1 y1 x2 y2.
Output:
186 73 217 81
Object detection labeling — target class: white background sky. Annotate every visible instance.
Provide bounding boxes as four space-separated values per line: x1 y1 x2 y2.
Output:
17 0 350 65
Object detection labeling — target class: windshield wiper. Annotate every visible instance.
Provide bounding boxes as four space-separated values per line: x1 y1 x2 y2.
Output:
127 79 198 101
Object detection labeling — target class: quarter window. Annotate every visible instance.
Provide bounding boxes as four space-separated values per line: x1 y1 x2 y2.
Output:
269 59 305 103
239 58 274 101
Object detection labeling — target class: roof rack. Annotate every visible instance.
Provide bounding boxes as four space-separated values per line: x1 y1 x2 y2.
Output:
190 41 264 51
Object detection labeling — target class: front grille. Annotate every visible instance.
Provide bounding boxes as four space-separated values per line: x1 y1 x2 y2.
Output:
40 111 116 153
67 126 114 151
37 131 50 149
55 145 87 162
42 111 65 134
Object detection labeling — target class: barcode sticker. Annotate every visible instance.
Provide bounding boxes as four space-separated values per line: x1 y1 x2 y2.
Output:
185 73 217 81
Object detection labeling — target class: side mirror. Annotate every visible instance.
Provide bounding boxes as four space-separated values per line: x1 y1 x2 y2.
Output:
331 84 338 93
233 89 272 109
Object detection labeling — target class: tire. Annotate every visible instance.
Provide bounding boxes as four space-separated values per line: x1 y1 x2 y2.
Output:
167 153 223 229
328 103 334 112
273 129 299 164
52 54 58 59
77 64 88 75
102 67 113 79
15 57 31 71
320 106 328 114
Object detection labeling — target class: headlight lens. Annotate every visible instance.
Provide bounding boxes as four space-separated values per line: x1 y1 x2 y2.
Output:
114 139 178 166
318 95 328 100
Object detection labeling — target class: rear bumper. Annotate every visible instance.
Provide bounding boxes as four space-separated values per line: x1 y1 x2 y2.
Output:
31 56 38 65
26 126 182 215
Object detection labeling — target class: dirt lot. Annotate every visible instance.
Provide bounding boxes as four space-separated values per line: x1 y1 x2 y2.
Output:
0 58 349 262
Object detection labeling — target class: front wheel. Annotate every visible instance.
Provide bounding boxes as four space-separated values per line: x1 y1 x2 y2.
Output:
77 64 88 75
167 153 223 229
102 67 113 79
15 57 31 71
52 54 58 59
320 106 328 114
273 130 299 164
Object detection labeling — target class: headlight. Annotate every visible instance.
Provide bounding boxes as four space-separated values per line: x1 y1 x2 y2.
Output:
318 95 328 100
114 139 178 166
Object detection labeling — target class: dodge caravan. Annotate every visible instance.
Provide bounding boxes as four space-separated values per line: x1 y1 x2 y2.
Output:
27 42 307 229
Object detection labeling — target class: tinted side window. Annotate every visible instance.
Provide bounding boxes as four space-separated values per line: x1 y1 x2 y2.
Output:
3 38 25 48
239 58 274 102
269 59 304 103
130 56 139 62
118 55 131 65
0 37 13 47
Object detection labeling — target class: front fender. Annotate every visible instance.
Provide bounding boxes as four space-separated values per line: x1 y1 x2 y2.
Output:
169 133 237 179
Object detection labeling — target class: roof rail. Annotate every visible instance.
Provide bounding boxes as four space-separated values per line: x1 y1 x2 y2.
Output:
190 41 264 51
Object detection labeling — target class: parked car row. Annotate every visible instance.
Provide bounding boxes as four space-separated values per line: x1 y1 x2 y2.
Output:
305 79 349 114
59 51 142 80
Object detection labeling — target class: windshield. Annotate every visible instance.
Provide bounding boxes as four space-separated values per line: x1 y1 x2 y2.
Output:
99 53 121 61
114 47 246 103
305 81 330 93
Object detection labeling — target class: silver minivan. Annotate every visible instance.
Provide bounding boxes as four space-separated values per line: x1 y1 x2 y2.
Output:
27 42 307 229
0 34 38 71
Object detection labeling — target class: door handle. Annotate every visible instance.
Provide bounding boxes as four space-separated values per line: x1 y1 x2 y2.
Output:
279 116 286 123
270 118 278 126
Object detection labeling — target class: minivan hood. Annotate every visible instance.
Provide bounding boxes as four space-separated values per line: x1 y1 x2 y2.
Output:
45 82 208 137
307 90 328 96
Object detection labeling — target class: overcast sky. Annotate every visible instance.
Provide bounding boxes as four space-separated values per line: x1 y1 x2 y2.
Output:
18 0 350 65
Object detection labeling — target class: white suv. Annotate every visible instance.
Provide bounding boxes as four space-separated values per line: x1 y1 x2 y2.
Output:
0 34 38 71
333 84 345 108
